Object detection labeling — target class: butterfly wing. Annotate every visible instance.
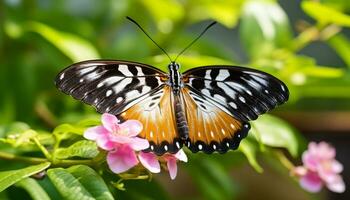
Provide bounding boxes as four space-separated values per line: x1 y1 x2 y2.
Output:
181 65 289 153
119 85 182 155
183 65 289 122
55 60 168 115
181 87 250 154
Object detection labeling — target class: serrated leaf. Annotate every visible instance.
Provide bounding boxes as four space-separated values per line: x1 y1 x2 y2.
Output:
55 141 98 159
251 115 301 157
47 166 113 200
0 162 51 192
239 139 263 173
16 178 51 200
302 1 350 27
26 21 100 62
240 0 292 58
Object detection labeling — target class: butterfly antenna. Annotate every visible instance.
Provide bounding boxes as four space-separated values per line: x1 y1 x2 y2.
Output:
174 21 217 62
126 16 173 62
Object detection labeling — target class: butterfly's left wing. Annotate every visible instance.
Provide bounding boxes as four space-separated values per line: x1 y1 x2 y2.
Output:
181 65 289 153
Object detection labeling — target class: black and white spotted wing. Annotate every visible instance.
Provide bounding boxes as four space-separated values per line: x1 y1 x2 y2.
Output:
55 60 168 115
183 65 289 122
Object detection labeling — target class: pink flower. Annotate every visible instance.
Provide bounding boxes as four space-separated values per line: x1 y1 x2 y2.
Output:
139 150 188 180
84 113 149 173
293 142 345 193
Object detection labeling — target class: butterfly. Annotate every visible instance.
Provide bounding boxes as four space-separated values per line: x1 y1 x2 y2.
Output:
55 17 289 156
55 59 289 155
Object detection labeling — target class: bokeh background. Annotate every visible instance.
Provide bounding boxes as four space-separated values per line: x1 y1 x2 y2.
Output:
1 0 350 199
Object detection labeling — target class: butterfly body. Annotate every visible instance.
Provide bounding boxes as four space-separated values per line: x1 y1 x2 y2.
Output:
55 60 289 155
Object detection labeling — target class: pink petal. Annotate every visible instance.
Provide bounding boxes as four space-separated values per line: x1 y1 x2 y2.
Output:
102 113 119 132
107 145 139 174
174 149 188 162
331 160 343 173
84 126 108 140
138 152 160 173
317 142 335 159
96 135 115 150
109 134 135 144
326 175 345 193
299 171 323 193
167 157 178 180
119 120 143 137
302 151 318 171
129 137 150 151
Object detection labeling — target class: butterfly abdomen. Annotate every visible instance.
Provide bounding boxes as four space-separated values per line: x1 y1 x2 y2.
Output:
174 95 189 140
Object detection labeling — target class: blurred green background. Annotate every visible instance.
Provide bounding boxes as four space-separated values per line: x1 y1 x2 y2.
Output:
0 0 350 199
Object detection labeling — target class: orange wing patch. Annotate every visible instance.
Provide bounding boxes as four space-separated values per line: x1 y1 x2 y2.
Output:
182 87 250 153
119 86 182 155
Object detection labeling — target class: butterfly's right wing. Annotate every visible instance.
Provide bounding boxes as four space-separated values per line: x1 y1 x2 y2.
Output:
55 60 168 115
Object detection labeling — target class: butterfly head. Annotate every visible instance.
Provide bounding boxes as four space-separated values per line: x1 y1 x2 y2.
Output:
168 62 181 72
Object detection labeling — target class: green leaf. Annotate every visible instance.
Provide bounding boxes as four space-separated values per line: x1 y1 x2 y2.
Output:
188 0 245 28
251 115 301 157
239 139 263 173
0 162 51 192
327 33 350 68
47 165 114 200
302 1 350 27
55 141 99 159
26 21 100 62
53 124 86 138
15 178 51 200
186 155 237 200
240 0 292 58
141 0 184 33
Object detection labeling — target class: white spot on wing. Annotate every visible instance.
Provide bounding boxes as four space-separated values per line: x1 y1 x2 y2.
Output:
97 82 104 88
106 90 113 97
246 90 252 96
239 96 246 103
198 144 203 150
79 78 84 83
176 141 180 148
164 145 168 151
118 64 133 76
205 70 212 79
59 73 65 80
216 69 230 81
230 123 235 129
229 102 238 109
116 97 123 103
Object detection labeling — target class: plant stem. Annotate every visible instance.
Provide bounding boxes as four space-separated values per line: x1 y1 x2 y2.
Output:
0 151 95 168
0 151 48 164
32 137 52 160
274 150 295 170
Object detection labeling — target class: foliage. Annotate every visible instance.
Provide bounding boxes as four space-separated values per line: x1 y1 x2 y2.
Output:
0 0 349 199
